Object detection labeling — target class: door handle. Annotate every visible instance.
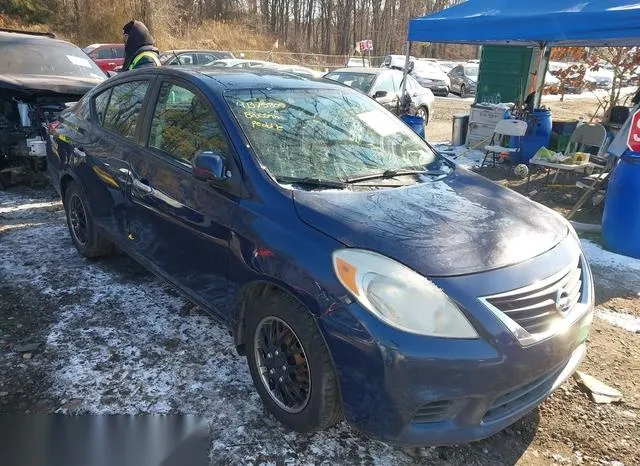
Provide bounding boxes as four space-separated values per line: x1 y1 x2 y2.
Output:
132 178 153 194
73 147 86 158
108 62 116 66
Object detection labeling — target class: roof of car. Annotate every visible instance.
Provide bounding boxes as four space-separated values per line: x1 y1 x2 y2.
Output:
85 43 123 49
0 30 73 47
329 67 396 75
118 67 340 91
162 49 231 54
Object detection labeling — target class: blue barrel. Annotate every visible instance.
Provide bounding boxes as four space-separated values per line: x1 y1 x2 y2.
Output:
522 110 552 162
401 115 425 139
602 152 640 259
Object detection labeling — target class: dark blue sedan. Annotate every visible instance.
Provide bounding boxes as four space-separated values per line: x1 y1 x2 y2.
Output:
46 67 594 446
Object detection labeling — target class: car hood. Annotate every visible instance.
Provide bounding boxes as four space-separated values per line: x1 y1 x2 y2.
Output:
467 75 478 83
292 169 568 277
0 74 105 95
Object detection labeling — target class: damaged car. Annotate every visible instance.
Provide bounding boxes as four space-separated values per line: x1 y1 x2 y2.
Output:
0 29 106 188
47 67 594 446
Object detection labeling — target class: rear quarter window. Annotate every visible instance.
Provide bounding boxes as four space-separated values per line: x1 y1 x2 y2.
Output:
101 81 149 139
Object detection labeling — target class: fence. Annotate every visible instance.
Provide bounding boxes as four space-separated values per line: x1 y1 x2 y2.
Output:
233 50 387 71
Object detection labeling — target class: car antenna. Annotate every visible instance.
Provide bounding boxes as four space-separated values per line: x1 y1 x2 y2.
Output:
172 49 180 65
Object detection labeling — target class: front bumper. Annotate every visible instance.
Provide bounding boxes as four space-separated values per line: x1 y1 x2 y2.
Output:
319 237 594 446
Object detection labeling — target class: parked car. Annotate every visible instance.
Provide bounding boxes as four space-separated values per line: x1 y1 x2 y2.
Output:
276 65 322 79
411 60 451 96
324 67 434 124
448 63 478 96
83 43 125 73
586 67 614 90
345 56 370 68
438 61 460 74
207 58 277 69
0 29 106 188
159 50 235 66
381 54 416 70
47 66 594 446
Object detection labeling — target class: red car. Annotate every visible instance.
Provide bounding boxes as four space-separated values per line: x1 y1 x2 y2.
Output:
83 43 125 72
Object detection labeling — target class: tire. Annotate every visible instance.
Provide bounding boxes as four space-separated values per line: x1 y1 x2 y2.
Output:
245 290 342 433
416 106 430 126
460 84 466 97
64 181 111 258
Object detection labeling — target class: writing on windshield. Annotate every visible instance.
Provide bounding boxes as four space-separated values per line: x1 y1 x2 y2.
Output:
225 88 439 183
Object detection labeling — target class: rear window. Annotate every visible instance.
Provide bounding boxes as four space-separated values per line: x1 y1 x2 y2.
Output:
0 41 106 79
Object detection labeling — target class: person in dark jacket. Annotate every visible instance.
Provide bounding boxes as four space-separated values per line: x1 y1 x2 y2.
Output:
122 20 161 71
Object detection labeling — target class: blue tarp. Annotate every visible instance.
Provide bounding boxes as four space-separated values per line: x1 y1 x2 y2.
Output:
407 1 640 47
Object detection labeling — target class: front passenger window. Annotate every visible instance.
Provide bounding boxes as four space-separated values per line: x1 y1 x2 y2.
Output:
374 73 395 94
149 82 231 164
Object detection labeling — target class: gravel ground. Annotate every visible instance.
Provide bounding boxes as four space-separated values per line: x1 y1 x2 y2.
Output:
1 180 639 465
427 90 626 143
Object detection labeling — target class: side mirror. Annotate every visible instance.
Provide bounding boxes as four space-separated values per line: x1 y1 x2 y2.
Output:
373 90 388 99
407 61 415 73
192 151 229 181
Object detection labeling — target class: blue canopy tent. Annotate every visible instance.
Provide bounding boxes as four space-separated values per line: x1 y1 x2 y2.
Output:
407 0 640 47
401 0 640 101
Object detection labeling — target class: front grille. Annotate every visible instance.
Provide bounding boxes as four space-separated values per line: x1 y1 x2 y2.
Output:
484 259 583 336
412 400 458 424
483 364 564 422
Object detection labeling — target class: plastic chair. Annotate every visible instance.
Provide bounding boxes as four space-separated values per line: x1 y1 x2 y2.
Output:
481 119 528 168
564 123 607 159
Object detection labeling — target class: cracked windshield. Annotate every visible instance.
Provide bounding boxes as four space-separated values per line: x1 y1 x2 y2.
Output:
226 89 446 186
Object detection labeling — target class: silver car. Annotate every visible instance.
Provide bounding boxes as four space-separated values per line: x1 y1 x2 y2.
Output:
324 67 434 125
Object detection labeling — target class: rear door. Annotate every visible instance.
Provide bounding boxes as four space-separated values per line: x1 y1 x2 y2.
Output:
54 78 153 241
124 78 241 315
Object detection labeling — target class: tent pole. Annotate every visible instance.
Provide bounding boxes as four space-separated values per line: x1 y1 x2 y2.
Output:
401 41 412 99
534 45 550 109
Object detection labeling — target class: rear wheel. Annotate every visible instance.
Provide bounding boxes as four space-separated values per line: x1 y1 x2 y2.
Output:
245 290 342 433
64 181 111 258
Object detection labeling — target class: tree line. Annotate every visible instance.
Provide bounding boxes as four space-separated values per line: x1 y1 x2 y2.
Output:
1 0 469 57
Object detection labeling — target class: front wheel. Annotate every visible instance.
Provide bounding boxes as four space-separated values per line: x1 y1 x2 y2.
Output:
245 290 342 433
416 106 430 126
460 84 466 97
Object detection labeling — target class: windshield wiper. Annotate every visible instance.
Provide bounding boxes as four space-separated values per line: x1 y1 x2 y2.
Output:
345 169 447 183
276 176 347 189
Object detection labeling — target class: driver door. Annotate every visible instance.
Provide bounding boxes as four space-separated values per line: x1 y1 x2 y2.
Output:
124 79 240 316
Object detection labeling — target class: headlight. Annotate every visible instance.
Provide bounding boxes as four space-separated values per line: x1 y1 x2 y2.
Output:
332 249 478 338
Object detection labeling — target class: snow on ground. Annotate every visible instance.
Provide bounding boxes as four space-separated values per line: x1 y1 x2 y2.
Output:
433 143 486 170
2 185 639 464
580 239 640 334
597 309 640 334
581 239 640 274
0 187 435 464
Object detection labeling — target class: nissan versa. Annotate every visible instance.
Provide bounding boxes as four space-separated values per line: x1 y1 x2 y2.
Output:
46 67 594 445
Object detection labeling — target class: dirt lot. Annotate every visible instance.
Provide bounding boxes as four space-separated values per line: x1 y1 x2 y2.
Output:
428 93 609 143
1 177 639 465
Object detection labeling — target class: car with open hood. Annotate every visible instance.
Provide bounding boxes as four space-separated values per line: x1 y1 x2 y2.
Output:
46 67 594 446
0 29 106 188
